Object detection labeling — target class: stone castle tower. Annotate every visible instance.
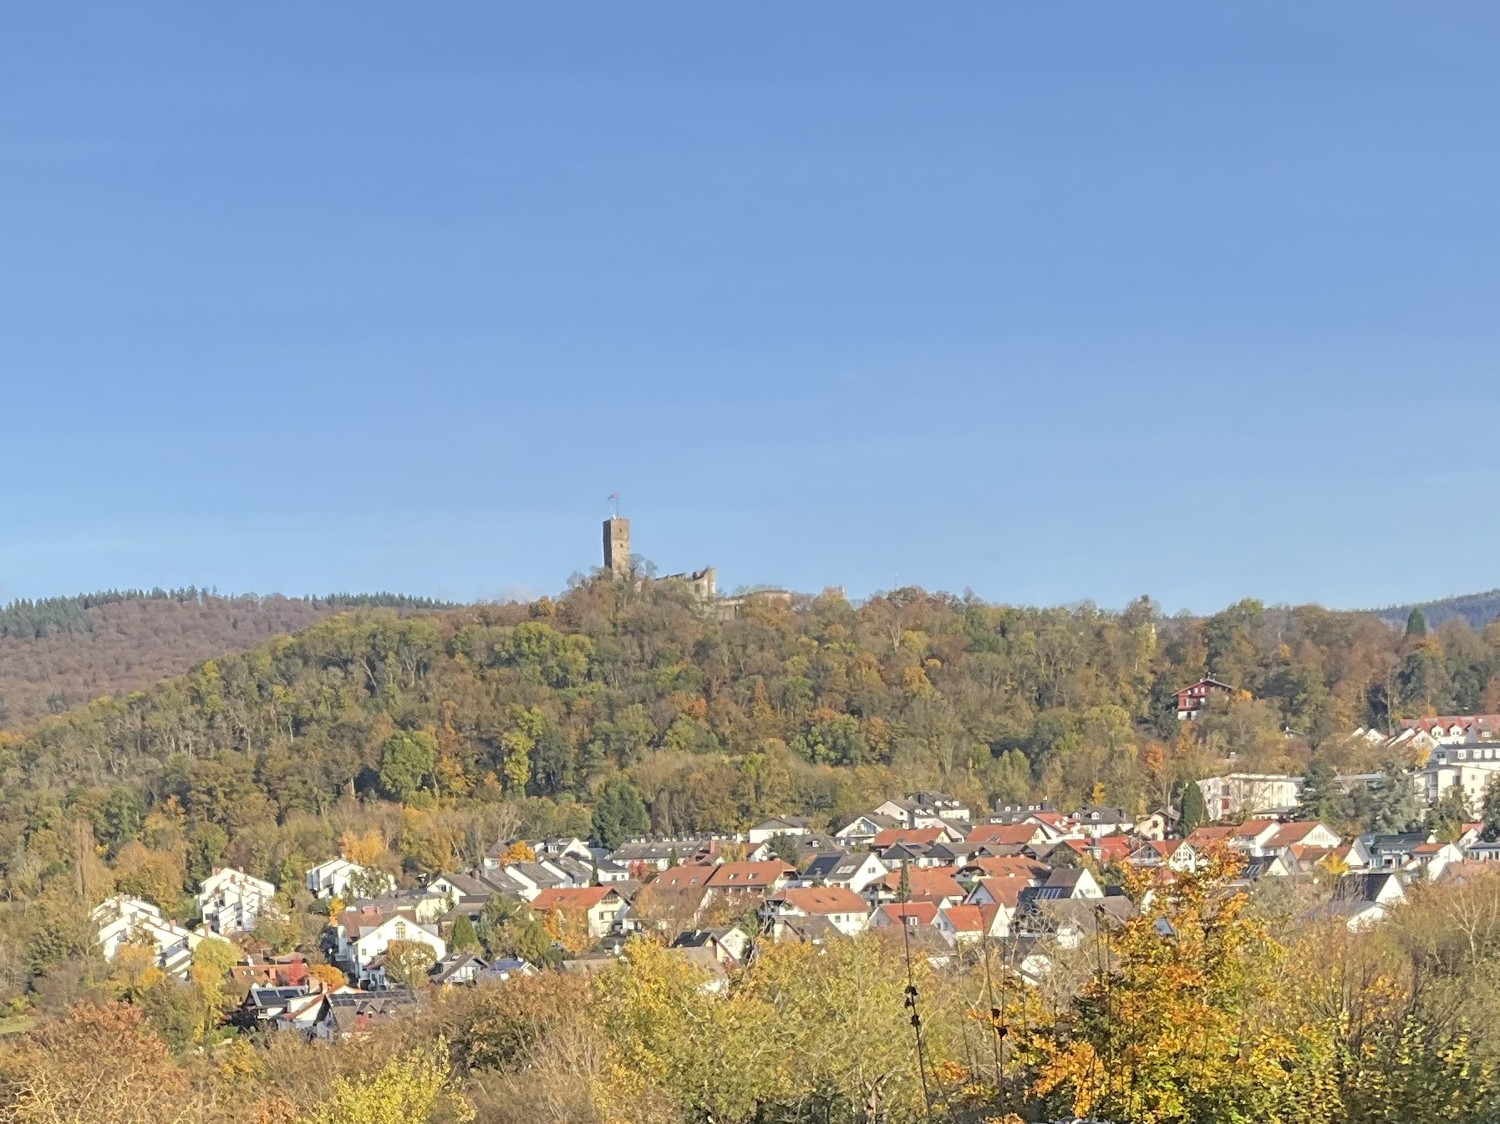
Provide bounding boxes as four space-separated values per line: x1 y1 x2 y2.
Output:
603 517 631 577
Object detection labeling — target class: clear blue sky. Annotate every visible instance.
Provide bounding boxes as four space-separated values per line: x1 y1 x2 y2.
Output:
3 4 1497 613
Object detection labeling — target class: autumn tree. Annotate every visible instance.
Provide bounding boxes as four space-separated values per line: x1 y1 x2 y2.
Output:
1029 854 1319 1124
0 1001 199 1124
383 939 438 991
305 1041 473 1124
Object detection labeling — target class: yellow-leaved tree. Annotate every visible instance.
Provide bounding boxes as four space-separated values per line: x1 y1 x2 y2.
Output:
1027 849 1334 1124
303 1041 472 1124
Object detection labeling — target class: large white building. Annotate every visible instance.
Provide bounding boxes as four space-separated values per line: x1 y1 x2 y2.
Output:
197 867 277 935
92 895 203 979
1417 744 1500 808
305 858 397 900
1196 774 1303 819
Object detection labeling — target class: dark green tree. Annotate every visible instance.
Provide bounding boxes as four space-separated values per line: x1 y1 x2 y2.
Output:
1406 608 1429 638
591 779 649 849
450 914 481 953
1298 756 1349 826
1364 761 1419 835
477 896 555 966
1181 779 1208 833
1428 785 1472 843
1481 777 1500 843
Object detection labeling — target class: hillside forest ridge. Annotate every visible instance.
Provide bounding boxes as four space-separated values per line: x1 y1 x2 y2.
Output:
4 571 1500 1122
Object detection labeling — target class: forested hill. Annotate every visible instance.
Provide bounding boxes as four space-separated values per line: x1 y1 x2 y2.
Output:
1374 589 1500 631
0 589 451 730
6 582 1500 892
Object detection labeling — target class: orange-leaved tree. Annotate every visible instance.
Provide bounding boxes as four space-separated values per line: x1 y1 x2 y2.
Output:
1028 847 1330 1124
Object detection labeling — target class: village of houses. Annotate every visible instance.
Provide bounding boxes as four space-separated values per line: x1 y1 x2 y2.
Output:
90 705 1500 1042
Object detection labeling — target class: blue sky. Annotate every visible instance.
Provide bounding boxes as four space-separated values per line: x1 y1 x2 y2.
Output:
2 4 1497 613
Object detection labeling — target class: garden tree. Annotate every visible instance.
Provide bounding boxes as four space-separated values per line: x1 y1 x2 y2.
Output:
591 778 649 849
252 894 301 953
378 730 438 802
1180 779 1208 833
1298 755 1350 826
1429 784 1473 842
496 839 536 865
309 963 347 990
187 935 239 1041
1362 760 1420 834
541 907 593 956
305 1041 474 1124
0 1001 199 1124
1484 777 1500 843
383 939 438 991
450 914 481 953
477 895 556 966
1027 854 1327 1124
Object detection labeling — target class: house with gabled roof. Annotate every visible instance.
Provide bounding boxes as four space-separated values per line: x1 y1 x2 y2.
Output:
1409 841 1464 880
93 895 203 980
747 816 813 845
798 851 888 894
197 867 277 935
1265 821 1341 852
1176 677 1236 720
869 901 941 932
305 857 396 901
1067 806 1136 840
704 861 796 896
1128 838 1200 872
966 822 1048 848
336 909 446 987
935 903 1003 946
531 886 625 939
834 813 902 846
762 886 870 939
873 867 965 908
1310 872 1406 931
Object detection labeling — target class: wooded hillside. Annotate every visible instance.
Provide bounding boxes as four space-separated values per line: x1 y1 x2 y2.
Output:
0 590 449 730
4 576 1499 900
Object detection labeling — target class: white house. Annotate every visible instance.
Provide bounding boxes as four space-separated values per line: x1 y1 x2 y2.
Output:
761 887 870 940
797 851 889 894
337 908 446 984
92 895 203 979
1196 774 1304 819
306 858 396 900
197 867 277 935
747 817 813 845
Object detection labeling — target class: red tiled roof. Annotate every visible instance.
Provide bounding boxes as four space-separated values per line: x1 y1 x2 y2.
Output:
876 902 939 925
1267 822 1330 848
964 855 1050 881
873 827 945 848
774 887 869 916
965 823 1041 847
971 876 1028 909
881 868 964 902
705 861 795 889
1093 836 1133 859
1185 826 1235 846
532 886 613 912
651 864 714 890
940 904 985 933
